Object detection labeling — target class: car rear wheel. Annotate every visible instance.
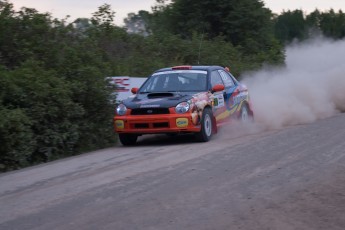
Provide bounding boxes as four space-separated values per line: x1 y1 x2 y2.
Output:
119 133 138 146
239 104 253 123
195 108 213 142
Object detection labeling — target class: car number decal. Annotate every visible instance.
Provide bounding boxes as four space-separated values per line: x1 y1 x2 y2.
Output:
213 93 225 108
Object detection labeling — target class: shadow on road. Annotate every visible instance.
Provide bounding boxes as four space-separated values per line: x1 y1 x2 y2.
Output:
119 133 200 147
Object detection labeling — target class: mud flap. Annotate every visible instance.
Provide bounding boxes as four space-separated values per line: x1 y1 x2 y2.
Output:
212 115 218 134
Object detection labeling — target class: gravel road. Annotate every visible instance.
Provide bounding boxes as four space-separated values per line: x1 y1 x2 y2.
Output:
1 113 345 230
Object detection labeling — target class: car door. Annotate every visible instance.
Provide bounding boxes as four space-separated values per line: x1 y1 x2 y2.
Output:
217 70 240 117
210 70 226 119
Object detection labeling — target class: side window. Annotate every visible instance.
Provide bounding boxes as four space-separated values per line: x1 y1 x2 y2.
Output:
218 70 235 87
210 71 224 88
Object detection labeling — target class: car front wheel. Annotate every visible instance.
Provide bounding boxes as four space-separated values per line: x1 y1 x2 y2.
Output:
195 108 213 142
119 133 138 146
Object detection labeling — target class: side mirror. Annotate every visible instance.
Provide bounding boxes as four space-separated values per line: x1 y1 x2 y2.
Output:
131 87 139 94
212 84 225 92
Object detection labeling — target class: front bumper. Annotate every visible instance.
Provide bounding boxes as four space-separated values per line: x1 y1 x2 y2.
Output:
114 108 200 134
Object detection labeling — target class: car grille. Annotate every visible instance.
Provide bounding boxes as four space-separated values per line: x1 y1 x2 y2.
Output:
131 108 170 115
133 122 169 129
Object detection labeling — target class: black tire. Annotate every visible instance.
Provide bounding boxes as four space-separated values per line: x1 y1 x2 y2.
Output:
239 104 253 123
195 108 213 142
119 133 138 146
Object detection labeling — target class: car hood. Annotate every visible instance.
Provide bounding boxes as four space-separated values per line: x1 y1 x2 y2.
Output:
122 92 195 109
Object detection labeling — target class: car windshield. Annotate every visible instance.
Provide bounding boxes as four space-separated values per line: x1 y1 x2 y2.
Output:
139 70 207 93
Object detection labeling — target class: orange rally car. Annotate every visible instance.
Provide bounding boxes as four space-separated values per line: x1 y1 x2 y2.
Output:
114 65 254 146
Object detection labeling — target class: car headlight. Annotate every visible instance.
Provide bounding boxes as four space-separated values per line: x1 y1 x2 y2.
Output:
175 102 190 114
116 104 127 116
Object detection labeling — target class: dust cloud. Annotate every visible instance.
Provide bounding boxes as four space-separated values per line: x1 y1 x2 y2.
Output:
242 37 345 129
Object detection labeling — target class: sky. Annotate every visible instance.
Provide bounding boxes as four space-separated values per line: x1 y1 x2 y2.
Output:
9 0 345 25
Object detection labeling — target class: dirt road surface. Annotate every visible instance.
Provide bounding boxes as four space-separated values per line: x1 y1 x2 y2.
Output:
1 113 345 230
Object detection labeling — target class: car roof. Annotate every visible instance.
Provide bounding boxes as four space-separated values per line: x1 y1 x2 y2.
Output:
154 65 225 73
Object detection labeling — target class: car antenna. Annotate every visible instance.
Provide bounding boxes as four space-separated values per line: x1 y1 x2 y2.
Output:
197 32 204 65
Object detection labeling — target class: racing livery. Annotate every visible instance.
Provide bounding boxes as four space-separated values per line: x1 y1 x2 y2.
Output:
114 65 254 145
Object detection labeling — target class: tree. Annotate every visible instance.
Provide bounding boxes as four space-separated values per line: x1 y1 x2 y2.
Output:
274 10 308 43
305 9 322 37
124 10 150 36
274 9 345 43
0 60 84 169
0 3 117 172
91 3 115 27
319 9 345 39
150 0 273 44
147 0 284 65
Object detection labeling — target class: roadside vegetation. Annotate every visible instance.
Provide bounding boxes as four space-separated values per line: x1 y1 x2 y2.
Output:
1 0 344 172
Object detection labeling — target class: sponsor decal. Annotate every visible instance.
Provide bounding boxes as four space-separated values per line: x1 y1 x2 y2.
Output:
213 93 225 108
115 120 124 129
233 93 248 105
106 76 147 102
113 77 130 92
176 118 188 127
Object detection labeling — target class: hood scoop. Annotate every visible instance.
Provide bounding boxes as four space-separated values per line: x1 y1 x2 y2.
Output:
147 92 174 98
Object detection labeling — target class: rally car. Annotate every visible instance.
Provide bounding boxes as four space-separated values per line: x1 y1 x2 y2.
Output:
114 65 254 145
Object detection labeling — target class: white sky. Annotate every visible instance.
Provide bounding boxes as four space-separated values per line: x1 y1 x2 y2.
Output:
9 0 345 25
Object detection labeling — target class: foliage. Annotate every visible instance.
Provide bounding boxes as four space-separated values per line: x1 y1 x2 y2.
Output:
121 0 285 74
274 9 345 44
319 10 345 39
124 10 150 36
146 0 282 59
274 10 308 43
0 1 116 172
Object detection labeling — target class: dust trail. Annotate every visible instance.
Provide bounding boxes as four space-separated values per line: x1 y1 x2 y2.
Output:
242 37 345 129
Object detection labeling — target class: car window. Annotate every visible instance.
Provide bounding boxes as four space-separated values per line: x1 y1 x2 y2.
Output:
228 72 238 84
140 70 207 92
210 71 224 88
218 70 235 87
